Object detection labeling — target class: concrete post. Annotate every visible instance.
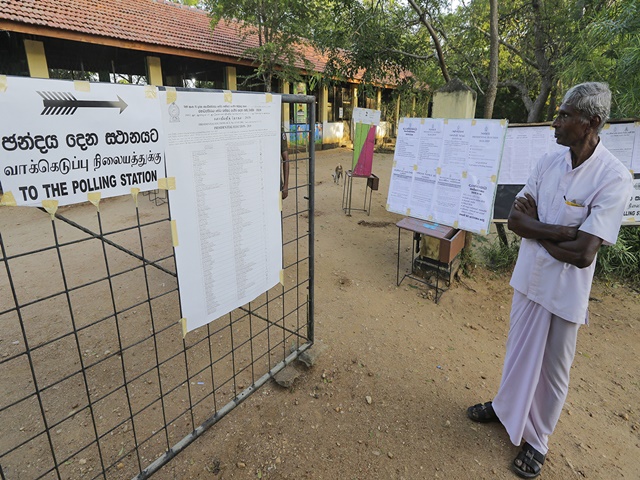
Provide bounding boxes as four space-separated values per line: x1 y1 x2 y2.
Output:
146 56 163 86
431 77 477 119
225 66 237 90
24 40 49 78
395 95 401 137
281 81 290 131
319 85 329 123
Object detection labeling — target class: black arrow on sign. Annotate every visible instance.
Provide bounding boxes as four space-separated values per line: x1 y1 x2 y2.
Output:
38 91 128 115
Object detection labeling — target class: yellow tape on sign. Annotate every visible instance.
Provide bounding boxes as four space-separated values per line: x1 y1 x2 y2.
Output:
602 123 611 130
500 119 507 126
224 90 232 103
166 87 177 104
490 174 497 183
480 229 487 235
88 192 101 210
74 80 90 92
265 93 273 103
453 220 459 228
180 318 188 338
42 199 58 219
0 75 7 93
462 171 468 179
399 117 405 124
131 187 140 207
171 220 179 247
420 118 425 124
1 191 17 206
158 177 176 190
436 167 442 175
471 119 477 126
406 208 411 215
145 86 157 99
413 165 418 171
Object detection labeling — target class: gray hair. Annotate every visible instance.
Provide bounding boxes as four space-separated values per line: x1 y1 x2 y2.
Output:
562 82 611 132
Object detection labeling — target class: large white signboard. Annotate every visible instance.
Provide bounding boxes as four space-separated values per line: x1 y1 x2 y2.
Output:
387 118 508 235
497 121 640 225
160 89 283 333
498 121 640 185
0 77 165 207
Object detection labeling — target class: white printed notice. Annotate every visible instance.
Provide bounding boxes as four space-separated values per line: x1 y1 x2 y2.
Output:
498 122 639 185
600 122 638 172
387 118 508 235
0 76 165 207
160 89 283 333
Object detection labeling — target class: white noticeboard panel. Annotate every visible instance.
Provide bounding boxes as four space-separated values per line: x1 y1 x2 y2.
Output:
499 121 640 185
0 76 165 207
498 121 640 225
386 118 508 235
160 89 283 333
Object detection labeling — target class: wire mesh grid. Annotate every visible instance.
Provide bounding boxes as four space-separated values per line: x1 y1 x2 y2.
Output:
0 97 314 480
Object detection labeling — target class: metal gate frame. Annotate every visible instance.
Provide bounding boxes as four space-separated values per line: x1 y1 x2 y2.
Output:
0 92 315 479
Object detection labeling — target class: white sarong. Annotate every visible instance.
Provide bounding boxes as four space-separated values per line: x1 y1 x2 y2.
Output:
492 290 580 454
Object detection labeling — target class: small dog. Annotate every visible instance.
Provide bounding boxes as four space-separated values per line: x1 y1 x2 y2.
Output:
333 164 343 184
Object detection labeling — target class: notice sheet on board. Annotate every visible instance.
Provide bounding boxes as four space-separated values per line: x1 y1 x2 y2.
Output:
387 118 508 234
160 90 283 333
499 122 640 185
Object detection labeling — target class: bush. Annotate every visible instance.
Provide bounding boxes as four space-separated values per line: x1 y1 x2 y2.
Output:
595 226 640 286
476 225 640 287
476 233 520 272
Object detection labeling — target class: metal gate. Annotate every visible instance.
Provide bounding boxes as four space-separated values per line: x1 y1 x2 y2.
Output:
0 94 315 479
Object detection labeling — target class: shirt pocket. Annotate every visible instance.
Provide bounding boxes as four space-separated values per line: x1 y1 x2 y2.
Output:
559 203 588 227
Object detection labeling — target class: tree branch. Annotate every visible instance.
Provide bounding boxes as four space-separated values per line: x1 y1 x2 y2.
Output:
406 0 450 82
498 80 534 112
388 48 435 61
473 25 537 69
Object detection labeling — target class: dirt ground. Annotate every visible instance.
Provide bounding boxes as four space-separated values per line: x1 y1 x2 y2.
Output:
2 146 639 480
157 147 640 479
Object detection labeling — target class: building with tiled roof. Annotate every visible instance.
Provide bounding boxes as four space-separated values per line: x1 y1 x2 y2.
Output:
0 0 402 146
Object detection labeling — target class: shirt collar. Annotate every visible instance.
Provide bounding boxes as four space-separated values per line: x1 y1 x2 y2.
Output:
563 138 604 170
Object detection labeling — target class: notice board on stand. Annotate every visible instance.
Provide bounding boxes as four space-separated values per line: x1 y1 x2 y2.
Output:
386 117 508 235
495 121 640 225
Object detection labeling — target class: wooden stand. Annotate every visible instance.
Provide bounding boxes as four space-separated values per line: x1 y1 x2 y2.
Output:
396 217 465 303
342 170 379 216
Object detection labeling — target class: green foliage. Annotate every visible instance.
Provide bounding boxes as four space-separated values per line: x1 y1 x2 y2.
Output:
475 226 640 286
475 232 521 272
558 0 640 118
315 0 446 91
203 0 322 91
595 226 640 285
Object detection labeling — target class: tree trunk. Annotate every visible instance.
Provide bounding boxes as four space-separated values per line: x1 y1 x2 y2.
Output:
484 0 499 119
484 0 510 248
407 0 450 83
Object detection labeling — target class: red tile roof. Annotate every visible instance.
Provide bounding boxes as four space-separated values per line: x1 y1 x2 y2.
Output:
0 0 328 72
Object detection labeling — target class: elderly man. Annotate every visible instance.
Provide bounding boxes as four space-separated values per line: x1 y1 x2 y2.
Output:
467 82 632 478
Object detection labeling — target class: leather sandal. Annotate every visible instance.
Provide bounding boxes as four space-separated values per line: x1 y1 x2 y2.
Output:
466 401 500 423
513 442 545 478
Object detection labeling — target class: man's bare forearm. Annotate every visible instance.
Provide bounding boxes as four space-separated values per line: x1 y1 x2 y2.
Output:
508 209 577 242
538 231 602 268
